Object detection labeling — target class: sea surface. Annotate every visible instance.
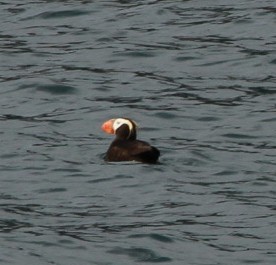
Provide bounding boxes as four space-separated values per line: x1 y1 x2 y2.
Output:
0 0 276 264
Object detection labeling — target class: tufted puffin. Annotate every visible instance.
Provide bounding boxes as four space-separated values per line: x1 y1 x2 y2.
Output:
101 118 160 164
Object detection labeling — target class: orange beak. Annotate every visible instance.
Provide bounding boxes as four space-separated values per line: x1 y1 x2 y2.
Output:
101 119 115 134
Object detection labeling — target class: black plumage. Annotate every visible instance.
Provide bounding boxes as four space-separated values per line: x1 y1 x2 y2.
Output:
102 118 160 164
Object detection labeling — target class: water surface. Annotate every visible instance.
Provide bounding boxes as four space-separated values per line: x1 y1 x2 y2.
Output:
0 0 276 264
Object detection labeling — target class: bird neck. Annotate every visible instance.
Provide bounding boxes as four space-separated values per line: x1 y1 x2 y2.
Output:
115 124 136 140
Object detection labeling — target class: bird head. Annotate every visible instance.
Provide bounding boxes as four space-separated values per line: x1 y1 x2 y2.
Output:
101 118 137 140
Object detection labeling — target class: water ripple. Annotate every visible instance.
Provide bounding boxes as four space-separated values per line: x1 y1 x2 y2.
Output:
1 1 275 265
108 247 172 263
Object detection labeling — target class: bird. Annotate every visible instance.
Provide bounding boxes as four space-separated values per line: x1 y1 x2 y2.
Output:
101 118 160 163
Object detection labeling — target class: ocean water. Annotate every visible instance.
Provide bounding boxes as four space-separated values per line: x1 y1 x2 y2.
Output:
0 0 275 264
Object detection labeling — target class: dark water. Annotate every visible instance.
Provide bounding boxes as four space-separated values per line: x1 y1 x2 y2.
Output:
1 0 276 264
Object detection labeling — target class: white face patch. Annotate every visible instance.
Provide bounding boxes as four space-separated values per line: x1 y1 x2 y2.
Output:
113 118 133 132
